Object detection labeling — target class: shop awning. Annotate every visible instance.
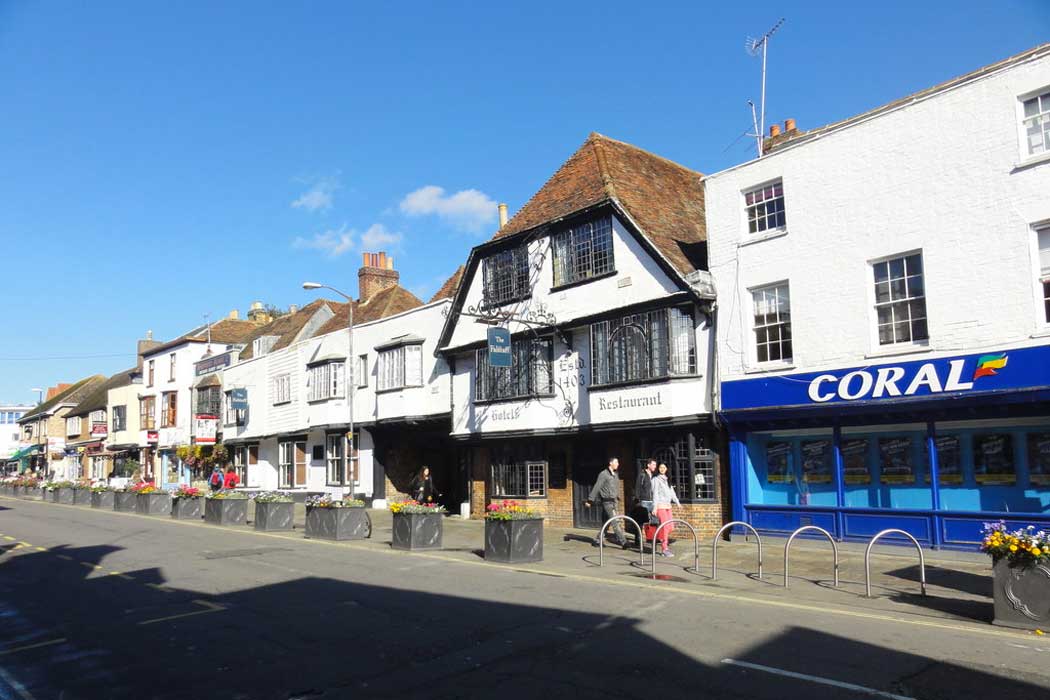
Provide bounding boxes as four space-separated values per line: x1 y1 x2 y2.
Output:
8 444 42 460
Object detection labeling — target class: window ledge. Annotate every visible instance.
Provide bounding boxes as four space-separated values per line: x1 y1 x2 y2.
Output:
550 270 618 293
1012 151 1050 172
588 374 700 392
307 396 345 404
376 385 423 395
1030 327 1050 339
743 362 796 375
864 343 933 360
474 393 555 406
738 228 788 248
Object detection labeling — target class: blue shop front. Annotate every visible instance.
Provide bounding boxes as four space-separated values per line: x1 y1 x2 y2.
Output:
721 344 1050 548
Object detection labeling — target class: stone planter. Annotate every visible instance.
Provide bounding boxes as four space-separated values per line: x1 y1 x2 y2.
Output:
255 501 296 532
391 511 443 551
993 558 1050 630
28 487 44 500
90 491 115 509
72 489 92 505
204 498 248 526
136 492 172 516
171 497 203 520
305 506 370 539
1 484 10 495
113 491 137 512
51 488 75 505
484 519 544 564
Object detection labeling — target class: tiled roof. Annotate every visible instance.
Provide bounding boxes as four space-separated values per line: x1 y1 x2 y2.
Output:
316 285 424 336
429 266 464 303
67 368 137 417
238 299 341 361
143 318 261 356
494 132 707 275
20 375 107 421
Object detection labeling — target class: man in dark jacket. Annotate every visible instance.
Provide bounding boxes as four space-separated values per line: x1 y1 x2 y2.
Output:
633 458 657 545
585 457 627 548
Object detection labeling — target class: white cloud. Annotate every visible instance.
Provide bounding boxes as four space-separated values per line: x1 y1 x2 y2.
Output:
399 185 498 234
292 223 404 259
360 223 403 251
292 224 354 257
291 176 339 212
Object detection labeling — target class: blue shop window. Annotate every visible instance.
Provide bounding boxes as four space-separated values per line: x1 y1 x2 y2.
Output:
746 433 836 507
841 429 929 509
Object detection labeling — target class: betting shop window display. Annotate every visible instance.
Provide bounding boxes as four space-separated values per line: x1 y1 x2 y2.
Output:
924 434 964 485
1027 432 1050 486
973 433 1017 485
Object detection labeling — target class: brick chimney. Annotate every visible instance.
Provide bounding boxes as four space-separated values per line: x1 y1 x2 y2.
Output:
763 118 804 155
247 301 271 325
137 330 162 370
358 252 399 301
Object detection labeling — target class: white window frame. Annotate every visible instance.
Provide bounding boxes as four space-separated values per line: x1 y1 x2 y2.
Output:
278 441 294 489
869 250 929 350
357 354 369 388
66 416 82 436
272 374 291 405
112 405 126 432
168 353 177 382
743 179 786 235
1019 87 1050 160
1037 223 1050 326
750 282 793 365
326 433 346 486
377 344 423 391
307 361 345 402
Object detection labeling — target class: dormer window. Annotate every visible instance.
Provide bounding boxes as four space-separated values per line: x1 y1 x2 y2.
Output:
253 335 279 357
482 244 530 307
552 216 614 287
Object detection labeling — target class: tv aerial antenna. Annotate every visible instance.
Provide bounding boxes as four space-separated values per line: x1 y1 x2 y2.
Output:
746 17 785 158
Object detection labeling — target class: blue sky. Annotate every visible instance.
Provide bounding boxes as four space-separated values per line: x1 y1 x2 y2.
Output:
1 1 1047 404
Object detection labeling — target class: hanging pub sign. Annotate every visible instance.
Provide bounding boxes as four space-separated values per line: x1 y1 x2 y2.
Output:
878 437 914 484
801 439 832 483
765 441 792 483
486 327 512 368
229 387 248 411
194 415 218 444
925 435 963 484
842 438 871 484
1026 433 1050 485
974 433 1016 484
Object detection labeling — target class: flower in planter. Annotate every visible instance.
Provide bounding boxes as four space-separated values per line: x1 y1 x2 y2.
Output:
207 489 248 500
170 485 202 499
388 499 447 514
305 494 365 508
45 480 75 491
253 491 294 503
128 482 159 494
89 484 112 494
981 521 1050 567
484 499 542 521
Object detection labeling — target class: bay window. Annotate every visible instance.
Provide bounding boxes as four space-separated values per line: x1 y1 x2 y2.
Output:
377 344 423 391
475 336 553 402
196 386 222 416
307 361 345 401
591 306 696 386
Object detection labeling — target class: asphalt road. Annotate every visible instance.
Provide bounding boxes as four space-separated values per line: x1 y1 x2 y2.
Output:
1 497 1048 700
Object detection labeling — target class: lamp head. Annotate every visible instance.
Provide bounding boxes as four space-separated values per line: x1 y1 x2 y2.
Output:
302 282 323 290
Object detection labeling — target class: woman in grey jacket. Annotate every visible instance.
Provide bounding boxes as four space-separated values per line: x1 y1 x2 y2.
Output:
652 463 680 557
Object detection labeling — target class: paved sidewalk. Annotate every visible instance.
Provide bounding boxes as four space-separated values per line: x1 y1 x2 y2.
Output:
3 494 1005 636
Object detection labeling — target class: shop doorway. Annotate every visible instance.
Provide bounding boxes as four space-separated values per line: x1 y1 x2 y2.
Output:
573 459 606 529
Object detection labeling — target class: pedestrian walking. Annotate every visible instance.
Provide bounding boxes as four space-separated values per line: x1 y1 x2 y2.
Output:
209 466 224 492
223 466 240 490
635 458 656 521
410 466 441 503
585 457 627 548
652 463 681 557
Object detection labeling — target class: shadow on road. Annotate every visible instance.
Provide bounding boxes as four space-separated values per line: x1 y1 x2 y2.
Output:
0 542 1042 699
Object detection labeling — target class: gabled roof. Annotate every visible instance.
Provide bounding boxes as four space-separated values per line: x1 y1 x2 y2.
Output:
316 285 424 336
494 132 707 275
143 318 261 357
238 299 342 361
67 368 138 418
430 266 464 303
20 375 107 422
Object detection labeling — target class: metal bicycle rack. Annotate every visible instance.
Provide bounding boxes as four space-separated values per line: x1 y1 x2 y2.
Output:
783 525 839 588
711 521 763 581
597 515 645 567
864 529 927 598
650 519 700 576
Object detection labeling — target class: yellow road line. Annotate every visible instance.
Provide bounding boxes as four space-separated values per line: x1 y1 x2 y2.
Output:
137 600 224 626
56 554 73 561
115 573 135 580
0 638 67 657
145 583 173 593
2 535 14 540
35 546 47 552
79 562 102 570
1 493 1038 642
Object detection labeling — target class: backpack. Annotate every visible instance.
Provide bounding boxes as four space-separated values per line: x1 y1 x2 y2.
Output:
210 471 223 487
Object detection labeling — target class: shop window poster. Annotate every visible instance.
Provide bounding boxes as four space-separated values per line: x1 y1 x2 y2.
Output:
765 441 792 483
925 435 963 485
842 439 871 484
878 437 915 484
974 433 1016 485
1027 432 1050 486
801 439 833 484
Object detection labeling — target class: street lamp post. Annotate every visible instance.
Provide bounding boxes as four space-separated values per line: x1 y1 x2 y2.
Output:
302 282 354 497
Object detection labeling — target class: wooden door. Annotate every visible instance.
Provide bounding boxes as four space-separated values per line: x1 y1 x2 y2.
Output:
294 441 307 487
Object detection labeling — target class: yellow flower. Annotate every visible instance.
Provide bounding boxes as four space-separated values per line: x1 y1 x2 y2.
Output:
1010 545 1018 552
1034 548 1042 556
